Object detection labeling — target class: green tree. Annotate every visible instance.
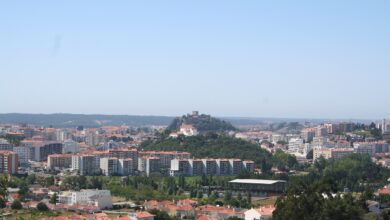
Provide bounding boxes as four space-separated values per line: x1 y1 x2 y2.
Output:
11 200 22 210
149 209 173 220
36 202 49 212
50 193 58 204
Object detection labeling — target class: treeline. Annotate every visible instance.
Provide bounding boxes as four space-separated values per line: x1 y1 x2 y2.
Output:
274 154 390 219
297 154 390 192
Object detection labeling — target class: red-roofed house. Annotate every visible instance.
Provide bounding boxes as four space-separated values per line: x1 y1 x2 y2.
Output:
117 211 155 220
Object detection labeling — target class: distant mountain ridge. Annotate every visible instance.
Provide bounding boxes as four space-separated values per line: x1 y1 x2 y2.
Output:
0 113 174 128
0 113 372 128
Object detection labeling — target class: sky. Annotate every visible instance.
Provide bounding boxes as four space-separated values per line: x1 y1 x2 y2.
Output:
0 1 389 119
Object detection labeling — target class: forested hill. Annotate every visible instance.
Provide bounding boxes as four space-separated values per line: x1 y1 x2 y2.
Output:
141 134 277 169
167 113 237 133
0 113 174 128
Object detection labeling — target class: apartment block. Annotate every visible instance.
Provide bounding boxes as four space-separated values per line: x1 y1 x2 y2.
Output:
72 154 101 175
313 147 354 161
170 158 254 176
58 189 112 209
47 154 72 170
138 156 160 176
139 151 191 169
13 146 30 167
0 151 18 174
22 141 63 161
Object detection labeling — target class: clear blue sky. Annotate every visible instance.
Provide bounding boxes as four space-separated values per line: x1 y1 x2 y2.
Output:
1 1 389 119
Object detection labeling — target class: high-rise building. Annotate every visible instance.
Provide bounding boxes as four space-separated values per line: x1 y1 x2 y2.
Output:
203 159 218 175
62 140 80 154
100 148 138 171
138 156 160 176
22 141 62 161
100 157 133 176
0 139 14 151
13 146 30 167
0 151 18 174
217 159 231 175
170 158 254 176
100 157 118 176
47 154 72 170
313 147 354 161
72 154 100 175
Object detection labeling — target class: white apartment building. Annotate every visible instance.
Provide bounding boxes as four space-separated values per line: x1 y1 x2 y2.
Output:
13 146 30 167
62 140 80 154
313 147 354 161
58 189 112 209
288 138 304 153
170 158 254 176
99 157 134 176
138 156 160 176
0 139 13 151
72 154 101 175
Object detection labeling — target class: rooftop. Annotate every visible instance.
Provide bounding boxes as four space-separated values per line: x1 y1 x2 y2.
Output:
229 179 286 185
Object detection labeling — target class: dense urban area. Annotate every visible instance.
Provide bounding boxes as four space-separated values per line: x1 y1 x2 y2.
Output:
0 111 389 220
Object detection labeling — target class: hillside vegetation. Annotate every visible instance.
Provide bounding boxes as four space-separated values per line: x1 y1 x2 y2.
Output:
141 133 288 171
167 113 236 133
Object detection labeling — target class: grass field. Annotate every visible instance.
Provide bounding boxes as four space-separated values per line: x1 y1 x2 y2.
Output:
253 196 278 206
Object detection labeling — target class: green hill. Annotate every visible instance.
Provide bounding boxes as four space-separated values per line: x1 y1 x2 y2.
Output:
167 112 237 133
141 133 274 169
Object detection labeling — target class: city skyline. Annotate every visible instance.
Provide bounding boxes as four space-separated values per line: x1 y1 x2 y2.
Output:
1 1 390 119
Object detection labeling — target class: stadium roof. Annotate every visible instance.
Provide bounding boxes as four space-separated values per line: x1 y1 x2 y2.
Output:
229 179 286 185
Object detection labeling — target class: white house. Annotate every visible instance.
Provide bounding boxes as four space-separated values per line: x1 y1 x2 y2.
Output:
179 124 198 136
57 189 112 209
244 206 275 220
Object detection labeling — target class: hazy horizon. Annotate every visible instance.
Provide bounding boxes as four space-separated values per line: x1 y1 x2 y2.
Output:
1 1 389 119
0 112 380 122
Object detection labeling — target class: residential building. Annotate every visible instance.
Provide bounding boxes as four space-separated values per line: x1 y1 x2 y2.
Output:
71 154 101 175
138 156 160 176
191 159 204 176
230 159 244 175
217 159 231 175
100 148 138 171
243 160 255 173
0 151 18 174
118 211 155 220
0 139 13 151
13 146 30 167
301 128 315 142
179 124 198 136
22 141 62 161
313 147 354 161
100 157 118 176
170 158 253 176
353 142 389 155
62 140 80 154
57 189 112 209
244 206 275 220
203 159 218 175
139 151 191 169
316 126 328 137
47 154 72 170
170 159 192 176
288 138 304 153
99 157 134 176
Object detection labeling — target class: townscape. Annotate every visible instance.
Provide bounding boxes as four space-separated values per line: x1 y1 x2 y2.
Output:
0 111 389 219
2 1 389 219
